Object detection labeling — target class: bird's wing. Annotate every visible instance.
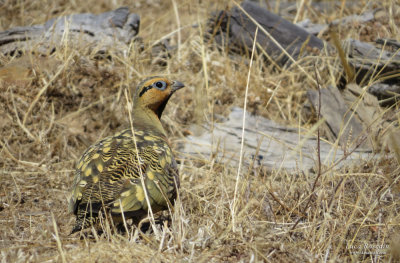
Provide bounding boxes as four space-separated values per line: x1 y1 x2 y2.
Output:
68 129 143 215
110 135 179 214
69 130 178 216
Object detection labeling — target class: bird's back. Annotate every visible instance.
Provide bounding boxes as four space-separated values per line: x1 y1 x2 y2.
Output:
69 127 179 233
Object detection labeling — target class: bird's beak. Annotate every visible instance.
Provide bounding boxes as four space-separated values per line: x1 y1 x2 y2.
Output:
171 81 185 92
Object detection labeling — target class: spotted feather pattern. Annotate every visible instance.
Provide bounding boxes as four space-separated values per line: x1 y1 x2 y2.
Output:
69 129 179 233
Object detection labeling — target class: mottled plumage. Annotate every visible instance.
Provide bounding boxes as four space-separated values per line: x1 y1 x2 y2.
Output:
69 76 184 233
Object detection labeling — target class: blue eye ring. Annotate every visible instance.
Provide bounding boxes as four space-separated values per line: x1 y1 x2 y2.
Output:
153 81 167 90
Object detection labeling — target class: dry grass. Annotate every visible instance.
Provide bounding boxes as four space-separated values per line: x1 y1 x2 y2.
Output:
1 0 399 262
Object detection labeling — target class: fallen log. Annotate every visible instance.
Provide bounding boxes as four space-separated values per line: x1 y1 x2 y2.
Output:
306 86 368 149
207 1 325 66
180 107 372 172
208 2 399 104
345 39 400 103
0 7 140 56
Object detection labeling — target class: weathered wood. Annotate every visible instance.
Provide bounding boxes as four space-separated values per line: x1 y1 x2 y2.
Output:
181 107 372 172
207 1 325 66
297 7 381 37
376 38 400 49
344 39 400 104
307 82 397 151
296 19 326 36
297 10 400 103
306 86 368 149
346 39 400 73
368 83 400 106
297 9 376 36
208 2 399 104
0 7 140 55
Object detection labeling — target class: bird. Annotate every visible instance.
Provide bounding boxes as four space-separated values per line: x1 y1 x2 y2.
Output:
68 76 184 234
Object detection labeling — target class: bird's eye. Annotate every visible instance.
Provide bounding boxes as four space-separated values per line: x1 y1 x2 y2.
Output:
153 81 167 90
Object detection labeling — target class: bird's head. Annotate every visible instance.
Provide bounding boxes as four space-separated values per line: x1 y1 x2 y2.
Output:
133 76 185 119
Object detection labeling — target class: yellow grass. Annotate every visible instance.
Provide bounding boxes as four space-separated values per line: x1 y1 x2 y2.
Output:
0 0 399 262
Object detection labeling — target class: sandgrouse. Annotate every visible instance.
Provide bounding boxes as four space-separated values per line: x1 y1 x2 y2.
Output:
69 76 184 233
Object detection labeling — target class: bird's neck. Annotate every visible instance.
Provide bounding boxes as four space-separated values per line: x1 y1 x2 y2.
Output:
132 105 167 136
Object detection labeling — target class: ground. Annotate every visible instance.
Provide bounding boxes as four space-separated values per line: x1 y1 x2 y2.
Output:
0 0 399 262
